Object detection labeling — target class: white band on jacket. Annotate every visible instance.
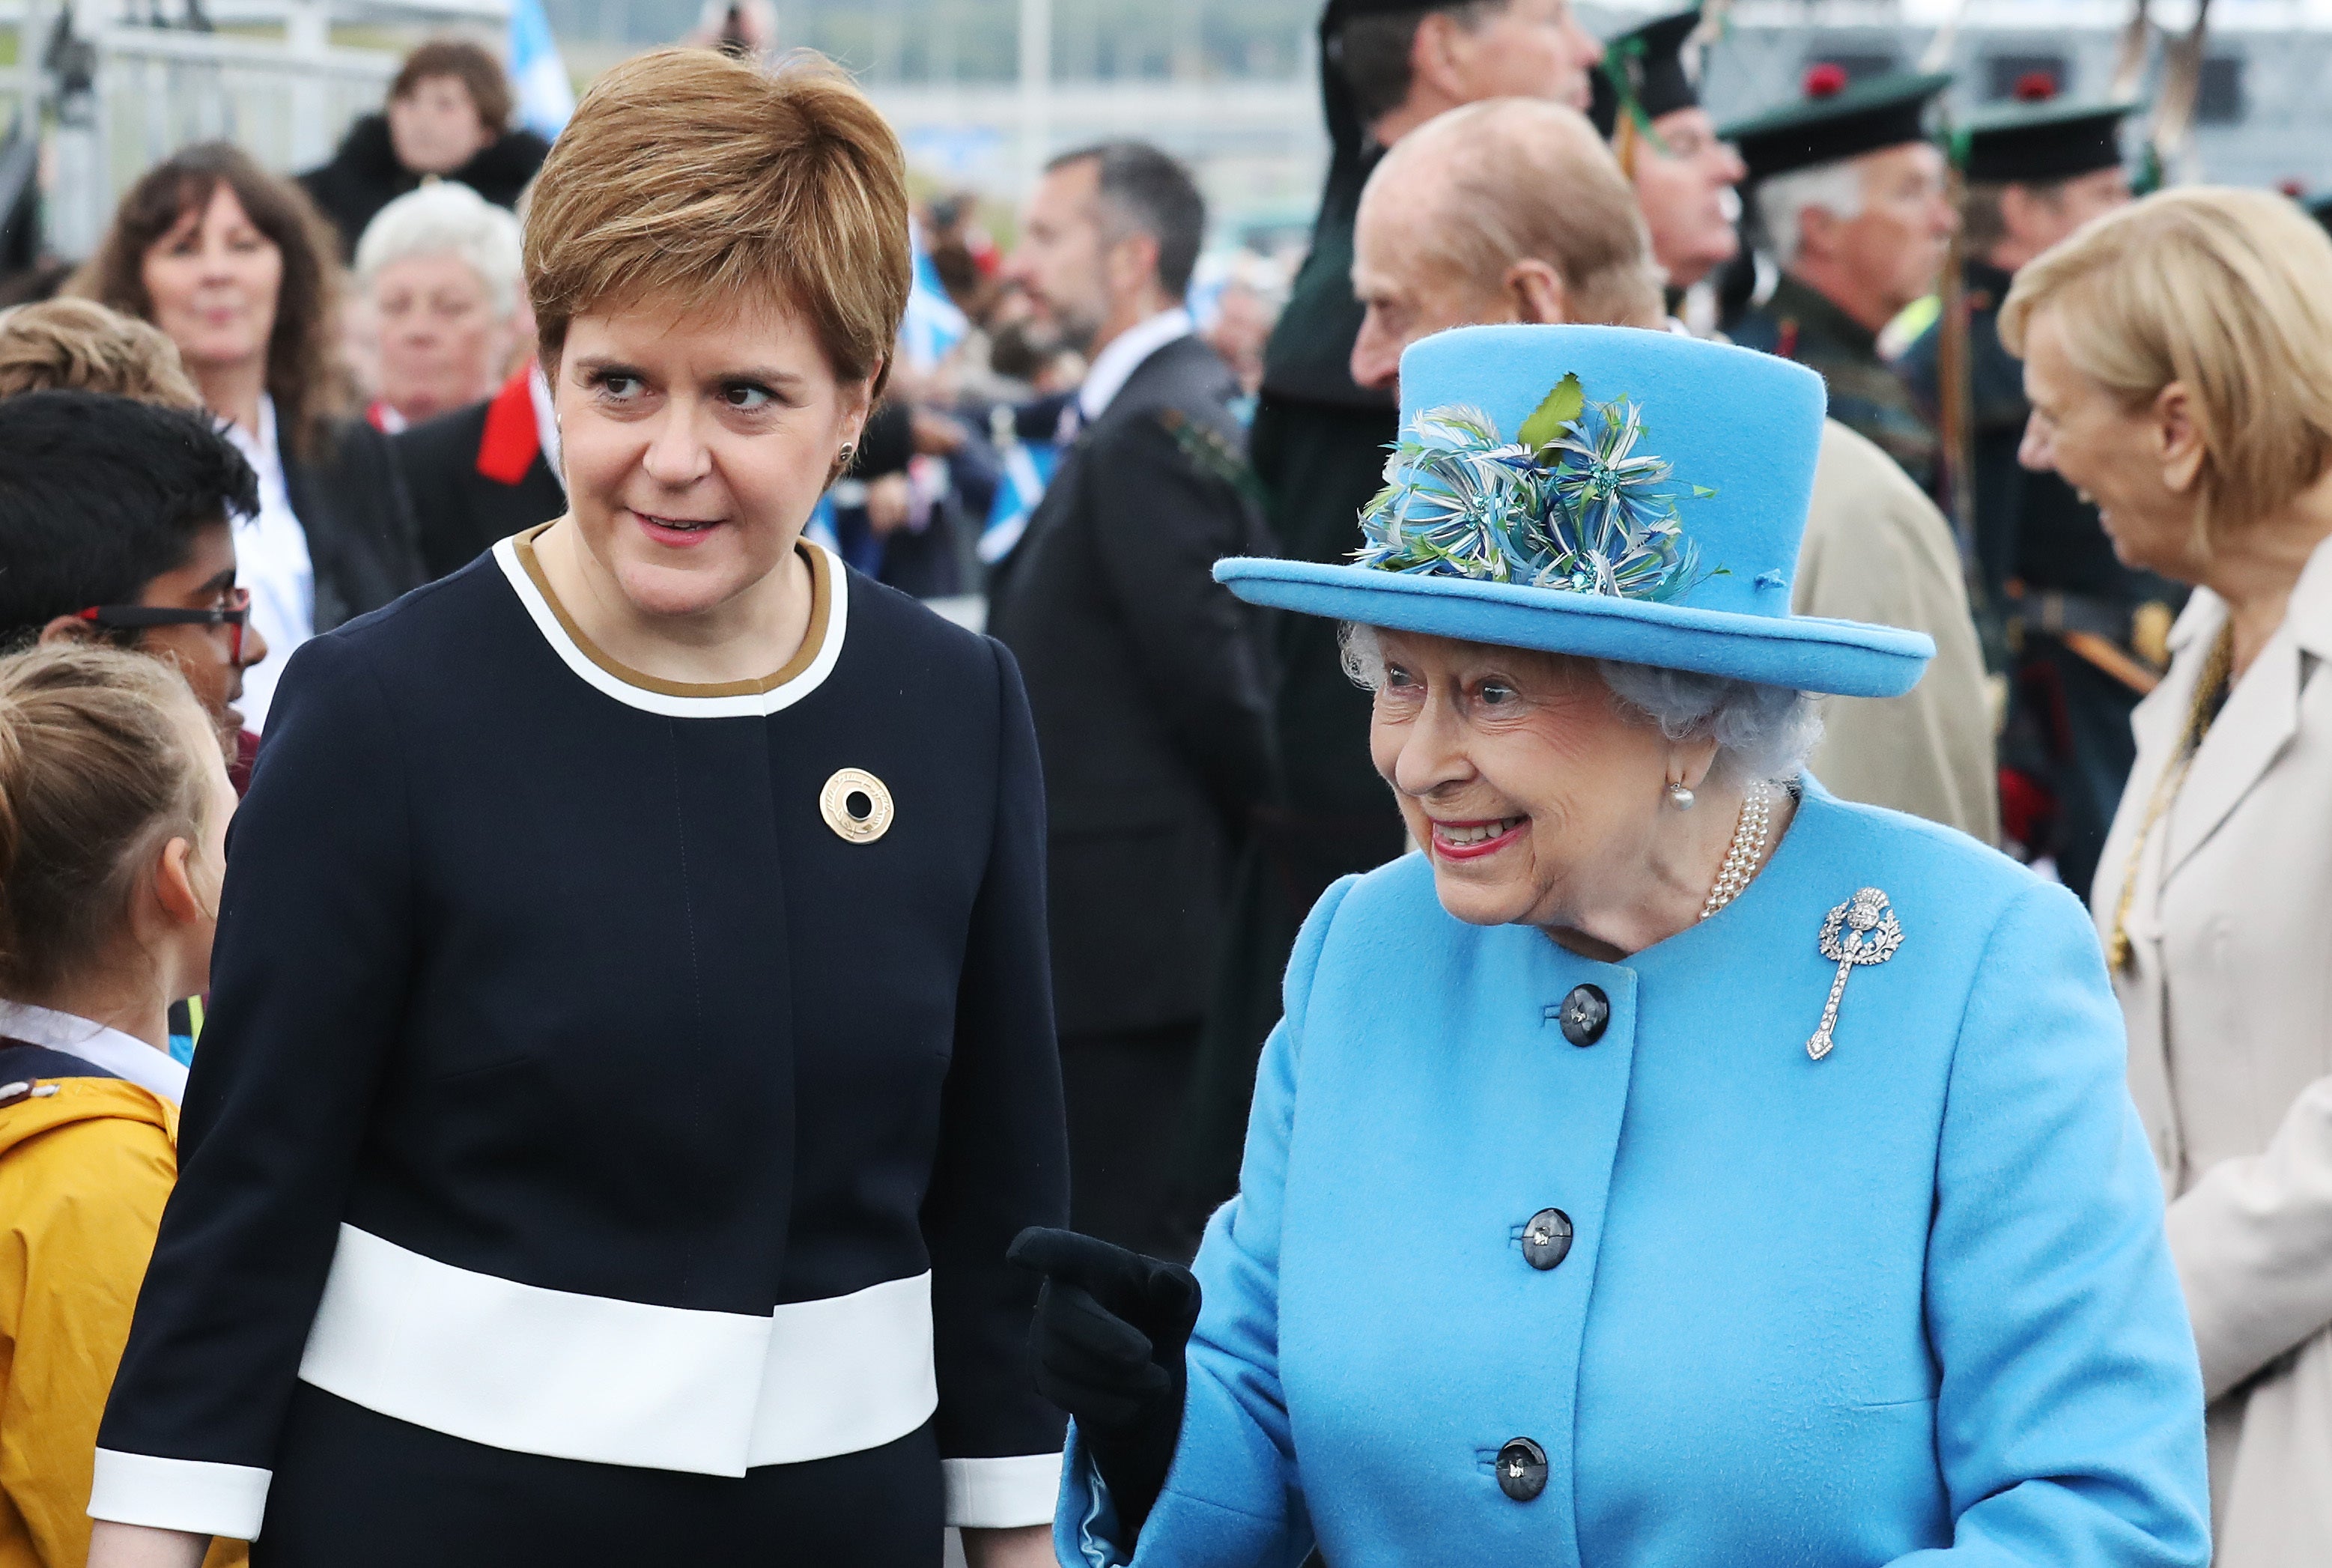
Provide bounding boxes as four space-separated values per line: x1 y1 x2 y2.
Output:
945 1451 1067 1528
298 1224 938 1476
89 1449 273 1540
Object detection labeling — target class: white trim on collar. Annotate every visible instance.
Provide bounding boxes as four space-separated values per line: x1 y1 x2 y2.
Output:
0 999 186 1104
1078 306 1195 424
491 534 848 719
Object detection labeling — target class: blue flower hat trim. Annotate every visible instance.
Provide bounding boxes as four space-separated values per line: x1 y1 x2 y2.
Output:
1354 373 1721 604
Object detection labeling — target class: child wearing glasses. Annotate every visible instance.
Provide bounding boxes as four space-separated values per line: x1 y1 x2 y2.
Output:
0 390 266 784
0 642 244 1568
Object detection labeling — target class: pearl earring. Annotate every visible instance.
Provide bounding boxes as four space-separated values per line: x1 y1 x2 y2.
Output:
1666 781 1695 811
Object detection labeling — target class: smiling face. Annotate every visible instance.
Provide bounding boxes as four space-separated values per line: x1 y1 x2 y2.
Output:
551 293 872 622
1368 629 1683 929
371 249 511 424
138 182 282 379
1632 108 1746 289
2017 303 2204 581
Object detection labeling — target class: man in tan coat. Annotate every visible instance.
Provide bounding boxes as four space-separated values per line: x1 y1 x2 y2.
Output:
1350 92 1997 842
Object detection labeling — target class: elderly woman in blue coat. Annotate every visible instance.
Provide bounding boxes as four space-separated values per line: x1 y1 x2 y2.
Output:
1011 324 2208 1568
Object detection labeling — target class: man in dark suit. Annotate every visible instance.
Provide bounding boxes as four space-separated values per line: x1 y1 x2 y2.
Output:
987 142 1277 1260
395 366 566 580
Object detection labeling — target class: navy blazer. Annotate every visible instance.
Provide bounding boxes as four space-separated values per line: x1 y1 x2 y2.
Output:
96 535 1069 1545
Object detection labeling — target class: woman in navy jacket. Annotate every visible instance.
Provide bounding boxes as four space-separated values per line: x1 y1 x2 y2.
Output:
88 50 1066 1568
1018 326 2210 1568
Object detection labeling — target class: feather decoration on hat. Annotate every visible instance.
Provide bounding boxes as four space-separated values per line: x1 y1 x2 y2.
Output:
1354 375 1718 603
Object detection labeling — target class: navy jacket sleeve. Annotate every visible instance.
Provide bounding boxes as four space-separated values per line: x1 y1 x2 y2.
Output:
1080 416 1278 825
923 638 1072 1528
92 631 413 1540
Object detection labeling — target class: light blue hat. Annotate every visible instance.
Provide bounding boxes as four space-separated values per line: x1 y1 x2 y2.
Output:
1212 324 1934 698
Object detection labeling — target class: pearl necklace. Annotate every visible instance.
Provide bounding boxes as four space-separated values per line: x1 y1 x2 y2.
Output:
1699 779 1774 921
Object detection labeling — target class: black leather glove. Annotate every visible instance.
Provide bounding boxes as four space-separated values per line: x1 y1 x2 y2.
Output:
1009 1226 1201 1538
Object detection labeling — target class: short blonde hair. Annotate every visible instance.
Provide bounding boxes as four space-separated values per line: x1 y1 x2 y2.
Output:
1370 98 1664 329
2000 186 2332 550
0 298 202 409
525 49 911 398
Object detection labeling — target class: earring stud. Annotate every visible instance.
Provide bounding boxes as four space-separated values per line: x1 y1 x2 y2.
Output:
1666 781 1695 811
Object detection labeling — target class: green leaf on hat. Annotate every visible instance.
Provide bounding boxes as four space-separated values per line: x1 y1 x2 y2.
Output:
1689 484 1719 499
1518 373 1585 457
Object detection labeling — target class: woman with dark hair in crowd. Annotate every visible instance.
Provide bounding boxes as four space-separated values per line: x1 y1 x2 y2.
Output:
87 46 1062 1568
299 39 550 258
72 143 419 731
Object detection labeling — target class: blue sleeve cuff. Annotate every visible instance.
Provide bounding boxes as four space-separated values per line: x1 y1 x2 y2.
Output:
1055 1423 1132 1568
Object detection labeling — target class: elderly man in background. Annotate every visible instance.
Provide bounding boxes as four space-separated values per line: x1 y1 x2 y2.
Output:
1580 19 1996 843
1724 67 1957 496
383 184 562 580
986 142 1276 1261
298 38 549 258
1586 7 1746 303
353 182 523 434
1172 0 1603 1248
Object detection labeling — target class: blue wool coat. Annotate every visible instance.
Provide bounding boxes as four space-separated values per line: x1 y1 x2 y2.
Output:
1060 784 2208 1568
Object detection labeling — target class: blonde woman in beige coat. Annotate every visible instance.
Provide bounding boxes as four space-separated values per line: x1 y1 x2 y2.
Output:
2005 186 2332 1568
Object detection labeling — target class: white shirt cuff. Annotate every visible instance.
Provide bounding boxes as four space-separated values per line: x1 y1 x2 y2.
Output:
944 1450 1064 1528
89 1448 271 1540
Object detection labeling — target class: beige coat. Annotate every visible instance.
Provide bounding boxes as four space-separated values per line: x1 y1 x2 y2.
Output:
1793 419 1999 844
2092 531 2332 1567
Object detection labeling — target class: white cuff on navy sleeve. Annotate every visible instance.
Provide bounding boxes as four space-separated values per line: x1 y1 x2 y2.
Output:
89 1449 271 1540
944 1450 1065 1528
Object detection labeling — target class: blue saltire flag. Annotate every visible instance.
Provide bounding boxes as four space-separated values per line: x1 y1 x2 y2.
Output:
899 223 970 373
977 436 1058 565
509 0 575 143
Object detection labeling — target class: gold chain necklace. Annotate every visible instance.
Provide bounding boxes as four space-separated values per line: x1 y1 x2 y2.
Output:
2106 623 2235 972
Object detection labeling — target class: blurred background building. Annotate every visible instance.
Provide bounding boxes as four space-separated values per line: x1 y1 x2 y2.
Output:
4 0 2331 270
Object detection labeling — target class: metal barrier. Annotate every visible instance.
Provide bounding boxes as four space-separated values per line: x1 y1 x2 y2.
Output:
0 0 505 259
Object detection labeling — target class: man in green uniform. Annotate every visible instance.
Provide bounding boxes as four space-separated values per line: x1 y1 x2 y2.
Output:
1723 67 1956 494
1587 7 1748 305
1170 0 1602 1245
1896 85 2179 899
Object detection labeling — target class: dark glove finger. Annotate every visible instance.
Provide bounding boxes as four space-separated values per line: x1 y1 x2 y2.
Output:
1036 1280 1153 1364
1031 1357 1168 1430
1010 1227 1149 1301
1139 1260 1202 1338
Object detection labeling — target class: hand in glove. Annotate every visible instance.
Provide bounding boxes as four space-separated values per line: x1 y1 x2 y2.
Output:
1009 1227 1201 1537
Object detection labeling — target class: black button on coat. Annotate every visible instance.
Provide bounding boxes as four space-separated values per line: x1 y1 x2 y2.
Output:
1496 1438 1549 1501
1522 1209 1573 1271
1557 984 1610 1046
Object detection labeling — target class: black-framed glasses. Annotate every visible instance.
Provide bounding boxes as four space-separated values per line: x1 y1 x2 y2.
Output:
76 586 250 661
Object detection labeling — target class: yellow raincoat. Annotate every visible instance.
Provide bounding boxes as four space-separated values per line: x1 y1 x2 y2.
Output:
0 1074 243 1568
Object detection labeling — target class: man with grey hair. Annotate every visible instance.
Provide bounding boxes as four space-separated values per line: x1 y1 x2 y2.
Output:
1348 96 1662 390
989 141 1276 1260
1722 67 1957 496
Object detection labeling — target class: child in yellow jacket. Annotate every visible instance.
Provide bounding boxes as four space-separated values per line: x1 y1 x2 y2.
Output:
0 645 243 1568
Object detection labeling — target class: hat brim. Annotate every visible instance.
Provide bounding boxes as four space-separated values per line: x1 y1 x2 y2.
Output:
1214 558 1933 699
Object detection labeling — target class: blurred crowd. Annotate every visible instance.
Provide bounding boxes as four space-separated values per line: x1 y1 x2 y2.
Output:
4 4 2332 1564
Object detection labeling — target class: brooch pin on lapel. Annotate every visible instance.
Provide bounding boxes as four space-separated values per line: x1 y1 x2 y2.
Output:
1806 887 1904 1060
819 768 894 844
